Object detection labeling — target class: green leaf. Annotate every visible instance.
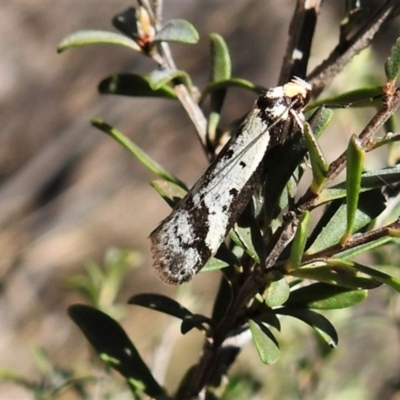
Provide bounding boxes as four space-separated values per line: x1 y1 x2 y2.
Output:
98 73 177 99
289 262 381 289
307 190 386 254
306 107 334 139
341 135 365 243
209 33 231 82
317 164 400 205
57 30 141 53
211 275 233 325
276 307 338 347
92 120 185 188
351 262 400 293
128 293 193 320
249 320 281 365
148 68 192 90
154 19 199 44
285 211 310 271
336 236 393 260
303 123 328 193
264 272 290 307
263 108 332 222
201 257 230 272
201 243 240 273
306 87 383 110
150 179 188 207
230 207 266 264
385 38 400 83
68 305 167 399
181 314 213 334
286 283 367 309
200 78 264 104
206 34 232 142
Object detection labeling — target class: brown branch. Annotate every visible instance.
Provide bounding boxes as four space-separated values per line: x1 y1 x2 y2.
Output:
279 0 322 85
308 0 398 97
302 217 400 262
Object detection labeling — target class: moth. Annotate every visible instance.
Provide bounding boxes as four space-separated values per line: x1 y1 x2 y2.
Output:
150 77 311 284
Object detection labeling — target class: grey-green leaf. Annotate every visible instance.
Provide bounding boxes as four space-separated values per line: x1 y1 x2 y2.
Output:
289 262 380 289
209 33 231 82
286 211 310 271
286 283 367 309
342 135 365 243
57 30 140 53
352 262 400 293
264 273 290 307
150 180 188 207
303 123 328 193
128 293 193 320
385 37 400 83
307 190 385 254
68 305 168 399
92 120 185 188
148 68 192 90
99 73 177 99
249 320 281 365
276 307 338 347
154 19 199 44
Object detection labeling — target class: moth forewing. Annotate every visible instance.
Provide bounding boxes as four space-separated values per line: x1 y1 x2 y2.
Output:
150 78 311 285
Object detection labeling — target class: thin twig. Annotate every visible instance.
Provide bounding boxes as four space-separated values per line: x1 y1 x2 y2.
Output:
279 0 321 85
308 0 398 97
302 217 400 261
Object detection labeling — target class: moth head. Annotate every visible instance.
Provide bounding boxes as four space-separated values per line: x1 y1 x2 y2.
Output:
283 77 311 107
258 77 311 121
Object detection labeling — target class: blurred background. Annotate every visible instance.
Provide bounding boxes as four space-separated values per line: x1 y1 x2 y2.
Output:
1 1 400 399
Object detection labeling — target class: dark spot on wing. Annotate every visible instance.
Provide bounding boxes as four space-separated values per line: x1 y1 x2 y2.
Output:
224 149 234 159
239 161 246 168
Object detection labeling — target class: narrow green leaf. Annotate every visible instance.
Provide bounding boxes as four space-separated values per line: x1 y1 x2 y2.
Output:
230 208 266 264
57 30 140 53
206 34 232 142
209 33 231 82
181 314 213 334
385 38 400 83
306 87 383 111
249 320 281 365
99 73 177 99
289 262 380 289
336 236 392 259
304 123 328 193
257 312 281 331
286 283 367 309
307 190 386 254
351 262 400 293
318 164 400 205
285 211 310 271
263 108 331 223
92 120 185 188
150 180 188 207
201 257 230 272
276 307 338 347
154 19 199 44
68 305 167 398
200 78 264 104
128 293 193 320
211 275 233 325
148 68 192 90
308 107 334 138
264 272 290 307
341 135 365 244
201 244 240 272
